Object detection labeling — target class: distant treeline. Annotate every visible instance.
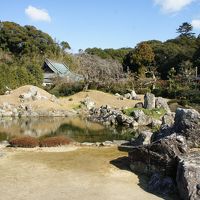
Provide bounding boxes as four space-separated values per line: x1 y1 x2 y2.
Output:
85 23 200 79
0 21 199 105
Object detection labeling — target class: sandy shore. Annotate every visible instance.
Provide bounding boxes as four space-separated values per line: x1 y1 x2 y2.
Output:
0 146 165 200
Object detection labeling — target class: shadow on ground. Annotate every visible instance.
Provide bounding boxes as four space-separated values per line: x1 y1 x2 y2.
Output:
110 156 180 200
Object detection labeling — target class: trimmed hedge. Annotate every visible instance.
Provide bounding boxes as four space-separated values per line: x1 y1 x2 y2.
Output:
39 136 71 147
9 136 39 148
9 135 71 148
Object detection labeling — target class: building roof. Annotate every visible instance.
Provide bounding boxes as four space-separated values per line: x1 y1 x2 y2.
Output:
44 58 83 81
45 58 69 75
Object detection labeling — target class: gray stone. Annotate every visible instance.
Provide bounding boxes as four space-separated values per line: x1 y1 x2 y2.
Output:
151 119 162 127
162 113 174 127
176 152 200 200
131 90 137 98
2 111 13 117
148 173 176 195
19 93 32 101
128 135 188 176
95 142 103 147
134 102 144 108
144 93 155 109
81 142 95 146
115 93 121 97
131 131 153 146
174 108 200 148
4 90 11 95
102 141 114 146
113 140 129 146
155 97 171 113
124 93 131 99
3 102 12 110
132 110 152 126
29 86 38 96
82 97 96 110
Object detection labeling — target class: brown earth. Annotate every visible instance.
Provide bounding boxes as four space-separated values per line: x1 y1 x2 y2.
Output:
0 146 164 200
0 85 143 112
63 90 143 110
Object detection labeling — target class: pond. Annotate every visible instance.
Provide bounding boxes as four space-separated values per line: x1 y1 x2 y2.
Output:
0 117 141 143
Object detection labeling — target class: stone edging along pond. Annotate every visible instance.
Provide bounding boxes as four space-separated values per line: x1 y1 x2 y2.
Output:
119 108 200 200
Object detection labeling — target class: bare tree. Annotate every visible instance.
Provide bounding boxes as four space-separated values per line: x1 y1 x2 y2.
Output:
75 53 124 90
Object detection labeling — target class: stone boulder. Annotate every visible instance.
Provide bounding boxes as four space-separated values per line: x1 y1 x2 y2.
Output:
151 119 162 127
131 131 153 146
174 108 200 148
162 113 175 127
82 97 96 110
131 90 137 99
148 173 176 195
176 152 200 200
134 102 143 108
144 93 155 109
132 110 152 126
129 135 188 177
19 86 48 102
155 97 171 113
124 93 132 99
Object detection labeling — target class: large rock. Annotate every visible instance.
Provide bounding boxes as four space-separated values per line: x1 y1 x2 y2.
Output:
162 113 175 127
129 135 188 177
132 110 152 126
148 173 176 195
174 108 200 148
131 90 137 99
124 93 131 99
155 97 171 113
144 93 155 109
134 102 144 108
176 152 200 200
131 131 153 146
19 87 48 102
82 97 96 110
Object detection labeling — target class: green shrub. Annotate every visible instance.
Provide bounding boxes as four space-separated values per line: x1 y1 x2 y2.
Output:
123 107 166 119
49 81 85 97
136 87 151 94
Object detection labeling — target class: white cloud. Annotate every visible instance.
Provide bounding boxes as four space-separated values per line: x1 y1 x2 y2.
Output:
154 0 194 13
25 5 51 22
192 19 200 29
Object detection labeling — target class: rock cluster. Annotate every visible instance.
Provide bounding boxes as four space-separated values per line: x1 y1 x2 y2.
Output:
144 93 171 113
19 86 48 102
0 102 70 117
115 90 141 100
0 86 71 117
81 97 96 110
88 105 161 127
119 108 200 199
80 140 128 147
176 152 200 200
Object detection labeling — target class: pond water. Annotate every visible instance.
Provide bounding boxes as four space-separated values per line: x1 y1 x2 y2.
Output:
0 117 140 143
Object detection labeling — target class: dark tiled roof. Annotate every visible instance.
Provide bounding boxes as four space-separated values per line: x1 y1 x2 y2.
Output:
45 58 83 81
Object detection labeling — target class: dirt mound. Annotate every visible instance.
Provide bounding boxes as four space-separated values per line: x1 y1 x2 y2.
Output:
0 85 52 105
0 85 144 114
11 85 52 99
63 90 144 109
0 85 68 113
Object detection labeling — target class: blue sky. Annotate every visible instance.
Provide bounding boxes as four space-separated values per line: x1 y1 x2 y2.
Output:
0 0 200 52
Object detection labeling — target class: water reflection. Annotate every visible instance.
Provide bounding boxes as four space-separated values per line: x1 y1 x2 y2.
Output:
0 117 138 142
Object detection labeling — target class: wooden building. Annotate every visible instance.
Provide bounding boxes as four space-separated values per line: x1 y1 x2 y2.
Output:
42 58 83 85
